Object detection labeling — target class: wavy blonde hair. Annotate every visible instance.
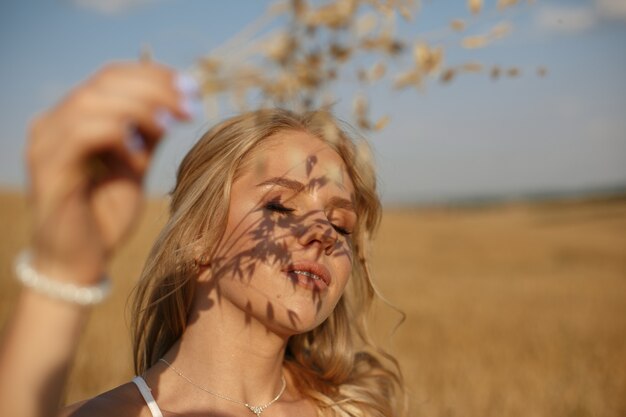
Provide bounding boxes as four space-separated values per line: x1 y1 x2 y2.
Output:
131 108 406 417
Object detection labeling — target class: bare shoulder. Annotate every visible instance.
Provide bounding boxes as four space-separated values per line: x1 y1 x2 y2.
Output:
59 381 151 417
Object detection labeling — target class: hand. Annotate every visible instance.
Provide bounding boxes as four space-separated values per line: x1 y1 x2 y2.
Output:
25 62 197 285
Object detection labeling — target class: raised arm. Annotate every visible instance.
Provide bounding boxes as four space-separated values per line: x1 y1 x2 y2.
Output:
0 62 198 417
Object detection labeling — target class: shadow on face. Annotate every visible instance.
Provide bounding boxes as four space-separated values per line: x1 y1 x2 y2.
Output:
186 130 358 336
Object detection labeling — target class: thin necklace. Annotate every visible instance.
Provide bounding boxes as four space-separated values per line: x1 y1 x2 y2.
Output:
159 358 287 417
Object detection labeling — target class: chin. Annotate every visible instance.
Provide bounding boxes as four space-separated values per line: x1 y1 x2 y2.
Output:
270 295 338 335
231 277 335 336
250 284 341 337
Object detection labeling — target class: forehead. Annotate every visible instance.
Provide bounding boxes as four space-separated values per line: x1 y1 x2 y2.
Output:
246 129 355 195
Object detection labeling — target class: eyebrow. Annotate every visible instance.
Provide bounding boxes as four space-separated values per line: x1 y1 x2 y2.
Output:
256 177 306 192
328 196 355 212
256 177 355 212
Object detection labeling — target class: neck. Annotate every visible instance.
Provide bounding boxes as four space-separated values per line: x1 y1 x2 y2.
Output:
150 283 290 409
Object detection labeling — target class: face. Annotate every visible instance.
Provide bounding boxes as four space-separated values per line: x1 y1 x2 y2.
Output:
203 129 357 336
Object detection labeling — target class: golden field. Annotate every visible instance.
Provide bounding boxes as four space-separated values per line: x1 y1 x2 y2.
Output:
1 191 625 416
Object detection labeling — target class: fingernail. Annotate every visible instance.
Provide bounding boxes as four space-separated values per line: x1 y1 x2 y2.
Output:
155 108 175 130
126 129 145 153
180 96 202 119
174 72 200 97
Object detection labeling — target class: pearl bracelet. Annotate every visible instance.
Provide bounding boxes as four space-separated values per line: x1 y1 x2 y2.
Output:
14 250 111 306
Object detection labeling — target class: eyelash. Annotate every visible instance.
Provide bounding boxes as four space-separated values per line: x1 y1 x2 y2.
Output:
332 225 351 236
265 201 295 214
264 201 352 236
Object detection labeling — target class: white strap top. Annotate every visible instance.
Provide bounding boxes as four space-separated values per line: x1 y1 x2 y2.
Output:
132 376 164 417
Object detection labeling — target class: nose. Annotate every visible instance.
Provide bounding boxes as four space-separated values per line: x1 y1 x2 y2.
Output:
296 214 338 255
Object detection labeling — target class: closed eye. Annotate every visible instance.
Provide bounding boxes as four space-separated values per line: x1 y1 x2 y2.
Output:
265 201 295 214
332 224 351 236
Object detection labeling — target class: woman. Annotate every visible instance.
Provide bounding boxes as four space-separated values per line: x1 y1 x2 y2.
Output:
0 62 405 417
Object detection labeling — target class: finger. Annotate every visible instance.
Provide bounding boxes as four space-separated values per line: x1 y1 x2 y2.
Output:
70 70 199 149
88 63 200 120
76 90 177 145
52 117 153 178
27 118 146 205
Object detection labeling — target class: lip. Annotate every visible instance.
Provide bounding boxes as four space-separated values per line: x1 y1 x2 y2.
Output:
282 261 332 290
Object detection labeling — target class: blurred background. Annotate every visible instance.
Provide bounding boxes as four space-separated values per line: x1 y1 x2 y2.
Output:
1 1 625 416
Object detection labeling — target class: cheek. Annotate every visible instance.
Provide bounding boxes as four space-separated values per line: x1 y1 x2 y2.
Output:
335 237 354 266
214 210 294 279
332 248 354 292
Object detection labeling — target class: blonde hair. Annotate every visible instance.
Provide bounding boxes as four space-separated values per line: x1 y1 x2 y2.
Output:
131 108 406 416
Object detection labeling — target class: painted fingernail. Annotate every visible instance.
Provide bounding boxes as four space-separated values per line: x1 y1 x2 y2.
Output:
126 129 145 153
174 72 200 97
155 108 175 130
179 96 202 119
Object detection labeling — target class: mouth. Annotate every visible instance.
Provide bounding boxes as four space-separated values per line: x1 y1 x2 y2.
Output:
283 262 332 290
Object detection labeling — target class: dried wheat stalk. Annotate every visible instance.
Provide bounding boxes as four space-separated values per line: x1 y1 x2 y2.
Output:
187 0 540 132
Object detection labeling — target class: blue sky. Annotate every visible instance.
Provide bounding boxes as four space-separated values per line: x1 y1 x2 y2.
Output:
1 0 625 204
